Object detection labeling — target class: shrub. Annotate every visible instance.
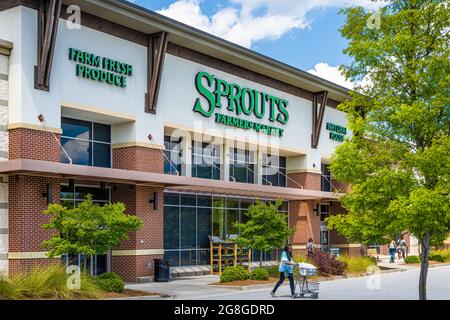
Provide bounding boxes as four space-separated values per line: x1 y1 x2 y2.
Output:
220 266 250 283
96 272 124 292
338 255 376 274
249 268 269 280
405 256 421 264
429 253 445 262
430 249 450 262
264 265 280 278
0 277 17 300
312 250 347 276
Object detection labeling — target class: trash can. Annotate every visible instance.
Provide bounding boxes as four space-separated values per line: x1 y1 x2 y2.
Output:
154 259 170 282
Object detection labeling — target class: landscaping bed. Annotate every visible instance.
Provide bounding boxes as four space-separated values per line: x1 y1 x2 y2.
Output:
0 266 161 300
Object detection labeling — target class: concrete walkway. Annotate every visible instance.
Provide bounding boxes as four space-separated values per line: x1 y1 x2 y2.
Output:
126 275 230 299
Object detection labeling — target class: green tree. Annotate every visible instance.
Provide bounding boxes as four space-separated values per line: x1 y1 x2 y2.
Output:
236 200 293 267
42 195 142 271
327 0 450 300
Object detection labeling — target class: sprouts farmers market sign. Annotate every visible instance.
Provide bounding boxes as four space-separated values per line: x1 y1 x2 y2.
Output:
68 48 133 87
193 72 289 137
326 122 347 142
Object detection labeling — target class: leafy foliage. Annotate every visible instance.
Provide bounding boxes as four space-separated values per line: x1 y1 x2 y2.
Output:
326 0 450 300
96 272 124 292
405 256 421 264
428 253 445 262
338 255 376 274
249 268 269 280
264 265 280 278
236 200 293 266
219 266 250 283
312 250 347 276
42 195 143 258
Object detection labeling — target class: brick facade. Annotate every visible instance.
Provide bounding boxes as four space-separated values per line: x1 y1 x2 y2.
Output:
111 184 164 282
112 146 164 173
9 128 60 162
8 175 60 276
8 258 60 276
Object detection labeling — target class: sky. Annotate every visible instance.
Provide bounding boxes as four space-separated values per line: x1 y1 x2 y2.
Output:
125 0 382 89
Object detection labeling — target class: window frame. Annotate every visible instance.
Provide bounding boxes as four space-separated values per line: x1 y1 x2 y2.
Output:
61 117 112 168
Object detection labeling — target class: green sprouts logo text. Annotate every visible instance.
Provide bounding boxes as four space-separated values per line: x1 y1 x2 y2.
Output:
193 71 289 137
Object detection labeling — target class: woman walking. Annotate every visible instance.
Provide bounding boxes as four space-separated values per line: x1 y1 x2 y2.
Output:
271 244 296 298
389 240 396 263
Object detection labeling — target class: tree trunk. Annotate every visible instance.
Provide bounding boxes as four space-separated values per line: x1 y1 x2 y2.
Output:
419 232 430 300
83 254 88 274
260 251 263 267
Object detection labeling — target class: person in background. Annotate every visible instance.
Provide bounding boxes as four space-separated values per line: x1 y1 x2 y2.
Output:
389 240 396 263
306 238 314 260
397 237 407 260
271 244 296 299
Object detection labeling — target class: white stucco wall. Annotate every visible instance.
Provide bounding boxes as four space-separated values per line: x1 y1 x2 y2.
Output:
3 6 349 173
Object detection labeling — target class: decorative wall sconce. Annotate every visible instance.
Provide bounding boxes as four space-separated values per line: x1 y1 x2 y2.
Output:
313 203 320 217
149 191 158 210
42 183 53 204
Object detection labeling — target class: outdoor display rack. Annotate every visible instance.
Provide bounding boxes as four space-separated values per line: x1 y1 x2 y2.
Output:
209 238 251 275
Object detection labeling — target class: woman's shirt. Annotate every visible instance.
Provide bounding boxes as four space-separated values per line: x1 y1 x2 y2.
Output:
278 251 294 274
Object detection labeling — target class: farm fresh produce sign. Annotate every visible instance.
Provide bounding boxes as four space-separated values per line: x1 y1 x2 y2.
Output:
68 48 133 88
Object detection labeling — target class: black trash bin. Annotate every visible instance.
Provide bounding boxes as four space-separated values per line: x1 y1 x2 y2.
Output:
154 259 170 282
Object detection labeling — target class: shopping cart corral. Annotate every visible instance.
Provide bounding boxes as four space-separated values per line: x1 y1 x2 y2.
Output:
294 263 319 299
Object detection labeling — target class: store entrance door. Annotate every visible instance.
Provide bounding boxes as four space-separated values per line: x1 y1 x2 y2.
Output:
320 222 330 252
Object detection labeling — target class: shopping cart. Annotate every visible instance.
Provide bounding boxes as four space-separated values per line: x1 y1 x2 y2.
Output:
294 263 319 299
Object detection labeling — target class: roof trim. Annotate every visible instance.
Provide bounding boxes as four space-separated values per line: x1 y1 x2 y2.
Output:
72 0 352 102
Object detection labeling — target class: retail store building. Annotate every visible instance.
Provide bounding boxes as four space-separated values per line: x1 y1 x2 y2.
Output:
0 0 379 282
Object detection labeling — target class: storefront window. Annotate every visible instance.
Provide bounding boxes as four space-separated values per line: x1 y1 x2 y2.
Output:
164 136 182 175
191 141 221 180
163 192 288 267
61 117 111 168
262 154 287 187
321 163 331 192
229 148 255 184
60 182 110 208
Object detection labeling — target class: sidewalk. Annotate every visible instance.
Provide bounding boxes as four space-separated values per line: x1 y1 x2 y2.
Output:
125 275 230 299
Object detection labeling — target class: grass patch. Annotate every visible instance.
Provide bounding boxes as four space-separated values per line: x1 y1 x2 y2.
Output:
430 249 450 262
338 255 376 274
0 265 102 300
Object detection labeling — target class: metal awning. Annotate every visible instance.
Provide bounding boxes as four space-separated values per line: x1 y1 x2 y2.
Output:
0 159 341 201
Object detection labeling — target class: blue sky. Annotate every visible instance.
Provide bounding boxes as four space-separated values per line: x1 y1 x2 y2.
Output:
126 0 380 88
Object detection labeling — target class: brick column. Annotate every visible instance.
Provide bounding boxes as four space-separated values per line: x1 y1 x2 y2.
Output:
289 200 321 258
8 175 61 276
288 171 321 258
111 184 164 282
0 51 8 275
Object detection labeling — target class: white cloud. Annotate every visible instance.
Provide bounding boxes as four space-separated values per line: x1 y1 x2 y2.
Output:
308 62 354 89
157 0 385 48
